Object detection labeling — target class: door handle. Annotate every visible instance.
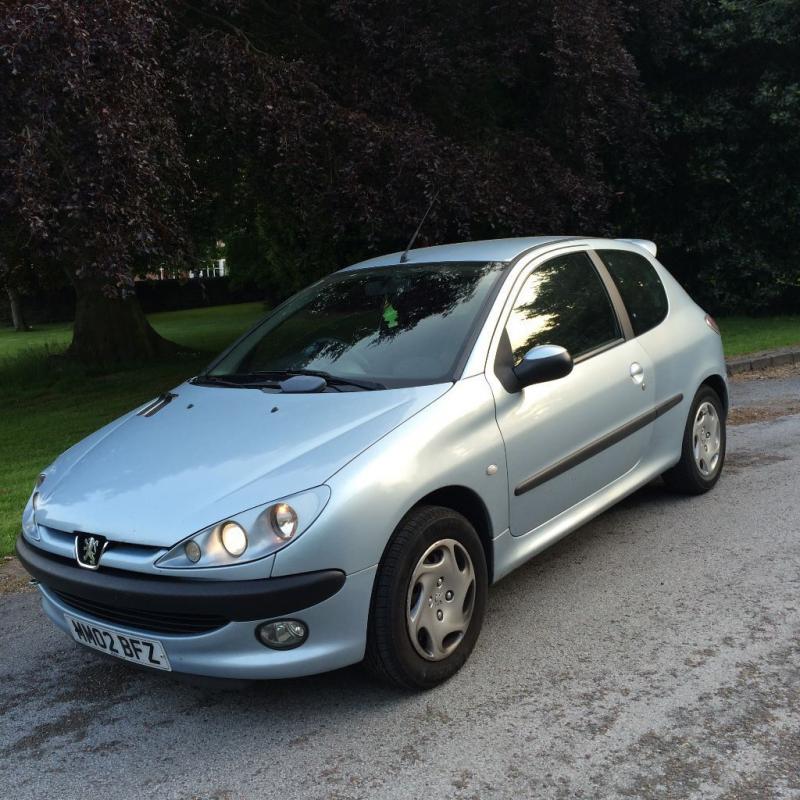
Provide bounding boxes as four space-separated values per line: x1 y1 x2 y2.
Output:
630 362 646 390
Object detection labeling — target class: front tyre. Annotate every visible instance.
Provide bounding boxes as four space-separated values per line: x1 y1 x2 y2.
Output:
662 385 726 494
365 505 488 689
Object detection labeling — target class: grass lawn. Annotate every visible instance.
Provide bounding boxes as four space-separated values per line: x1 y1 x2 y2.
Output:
1 306 798 558
0 302 266 557
0 302 267 361
717 316 800 357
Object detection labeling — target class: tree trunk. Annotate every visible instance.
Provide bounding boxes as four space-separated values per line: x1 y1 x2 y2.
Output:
68 279 176 366
6 286 27 331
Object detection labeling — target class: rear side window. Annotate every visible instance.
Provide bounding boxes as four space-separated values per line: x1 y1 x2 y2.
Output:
505 251 621 362
596 249 668 336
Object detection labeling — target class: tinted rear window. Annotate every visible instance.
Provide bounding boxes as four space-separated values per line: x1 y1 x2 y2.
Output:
597 249 668 336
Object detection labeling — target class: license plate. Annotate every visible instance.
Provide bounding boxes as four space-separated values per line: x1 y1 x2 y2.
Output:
65 613 171 671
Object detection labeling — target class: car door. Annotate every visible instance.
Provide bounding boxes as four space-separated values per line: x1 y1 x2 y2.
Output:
488 249 656 536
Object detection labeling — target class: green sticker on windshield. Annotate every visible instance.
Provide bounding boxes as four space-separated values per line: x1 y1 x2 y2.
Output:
383 303 399 328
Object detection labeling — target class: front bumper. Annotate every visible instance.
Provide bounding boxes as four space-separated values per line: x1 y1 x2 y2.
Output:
17 535 377 679
16 535 345 622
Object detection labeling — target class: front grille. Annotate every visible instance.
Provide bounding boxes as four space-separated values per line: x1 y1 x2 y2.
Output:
51 588 229 635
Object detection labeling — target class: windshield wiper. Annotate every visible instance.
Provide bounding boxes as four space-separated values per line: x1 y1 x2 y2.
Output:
191 374 281 389
251 369 385 391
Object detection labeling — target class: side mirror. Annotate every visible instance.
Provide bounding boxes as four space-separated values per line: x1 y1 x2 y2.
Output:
513 344 573 388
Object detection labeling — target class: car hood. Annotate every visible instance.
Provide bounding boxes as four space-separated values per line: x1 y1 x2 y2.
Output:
37 381 451 547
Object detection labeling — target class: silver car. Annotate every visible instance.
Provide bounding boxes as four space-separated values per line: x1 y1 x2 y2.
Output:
17 236 727 688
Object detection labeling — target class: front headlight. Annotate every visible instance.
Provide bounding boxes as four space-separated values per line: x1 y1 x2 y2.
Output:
270 503 298 540
221 521 248 556
22 473 48 541
155 486 330 569
22 500 39 540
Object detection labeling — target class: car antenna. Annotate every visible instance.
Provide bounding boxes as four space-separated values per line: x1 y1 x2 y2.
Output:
399 187 440 263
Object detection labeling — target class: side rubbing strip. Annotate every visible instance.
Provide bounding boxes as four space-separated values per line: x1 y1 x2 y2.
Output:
514 393 684 496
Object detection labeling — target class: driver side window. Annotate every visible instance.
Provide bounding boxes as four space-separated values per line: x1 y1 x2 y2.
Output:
505 251 621 364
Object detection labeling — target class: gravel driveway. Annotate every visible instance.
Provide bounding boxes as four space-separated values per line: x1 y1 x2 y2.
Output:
2 372 799 799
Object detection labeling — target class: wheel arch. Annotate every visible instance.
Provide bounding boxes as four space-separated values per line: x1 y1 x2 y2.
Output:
410 485 495 584
700 373 729 416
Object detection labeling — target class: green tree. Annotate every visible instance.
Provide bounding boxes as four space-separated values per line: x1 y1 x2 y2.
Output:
642 0 800 311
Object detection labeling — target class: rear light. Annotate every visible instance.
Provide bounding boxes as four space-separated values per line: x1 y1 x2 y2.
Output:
704 314 720 335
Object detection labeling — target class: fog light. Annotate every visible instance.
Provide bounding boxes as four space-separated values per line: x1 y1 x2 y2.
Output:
32 492 40 510
184 540 201 563
256 620 308 650
220 521 247 556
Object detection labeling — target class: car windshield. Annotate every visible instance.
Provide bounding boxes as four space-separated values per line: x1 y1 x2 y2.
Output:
204 261 507 388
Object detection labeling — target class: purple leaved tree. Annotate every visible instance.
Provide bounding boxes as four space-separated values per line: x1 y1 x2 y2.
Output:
0 1 190 364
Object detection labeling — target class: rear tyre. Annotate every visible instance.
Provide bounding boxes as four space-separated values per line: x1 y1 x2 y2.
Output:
364 505 488 690
662 385 726 495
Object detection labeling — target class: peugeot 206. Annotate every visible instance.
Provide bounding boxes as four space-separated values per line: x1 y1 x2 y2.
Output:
17 236 727 688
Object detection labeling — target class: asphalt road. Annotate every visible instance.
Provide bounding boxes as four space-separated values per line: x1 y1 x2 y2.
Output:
2 373 799 799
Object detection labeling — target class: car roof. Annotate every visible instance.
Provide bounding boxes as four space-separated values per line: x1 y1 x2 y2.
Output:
343 236 656 271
